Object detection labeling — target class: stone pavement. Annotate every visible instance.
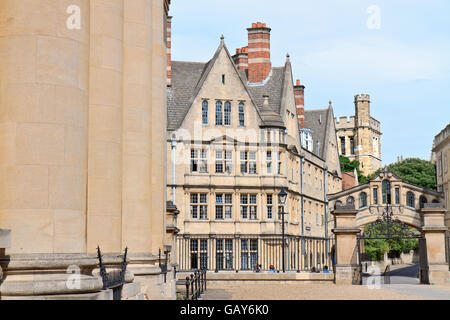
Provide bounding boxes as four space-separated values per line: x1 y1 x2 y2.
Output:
201 282 425 300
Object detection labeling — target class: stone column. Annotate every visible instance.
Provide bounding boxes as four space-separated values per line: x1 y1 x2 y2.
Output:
421 204 450 284
86 0 124 253
332 205 361 285
0 0 106 299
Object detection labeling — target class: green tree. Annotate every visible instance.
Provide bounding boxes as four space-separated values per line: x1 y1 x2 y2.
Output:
374 158 436 190
339 156 374 184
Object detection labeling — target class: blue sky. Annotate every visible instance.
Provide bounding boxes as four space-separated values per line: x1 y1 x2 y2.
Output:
170 0 450 166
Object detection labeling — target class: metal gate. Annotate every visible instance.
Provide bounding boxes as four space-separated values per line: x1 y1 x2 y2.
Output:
356 206 427 285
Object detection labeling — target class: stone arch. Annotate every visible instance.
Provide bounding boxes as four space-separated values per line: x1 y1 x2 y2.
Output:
419 196 428 209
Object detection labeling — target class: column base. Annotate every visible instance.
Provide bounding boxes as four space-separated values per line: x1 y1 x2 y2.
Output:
428 263 450 285
334 264 360 285
0 253 103 299
126 254 177 300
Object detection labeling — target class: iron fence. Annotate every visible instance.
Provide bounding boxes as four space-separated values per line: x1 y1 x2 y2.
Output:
176 234 335 273
185 269 207 300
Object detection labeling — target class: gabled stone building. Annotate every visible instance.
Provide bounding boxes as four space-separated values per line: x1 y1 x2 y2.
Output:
166 22 342 271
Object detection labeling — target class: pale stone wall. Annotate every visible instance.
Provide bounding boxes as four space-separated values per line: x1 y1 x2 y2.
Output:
0 0 91 254
334 95 382 176
432 124 450 231
0 0 172 299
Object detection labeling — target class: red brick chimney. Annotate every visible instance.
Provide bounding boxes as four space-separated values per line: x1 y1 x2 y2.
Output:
247 22 271 84
167 16 172 87
294 79 305 128
232 46 248 70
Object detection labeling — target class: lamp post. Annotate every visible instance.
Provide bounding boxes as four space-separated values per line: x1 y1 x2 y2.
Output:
278 188 287 273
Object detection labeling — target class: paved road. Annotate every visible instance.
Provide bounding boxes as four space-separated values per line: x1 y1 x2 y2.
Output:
201 265 450 300
362 264 450 300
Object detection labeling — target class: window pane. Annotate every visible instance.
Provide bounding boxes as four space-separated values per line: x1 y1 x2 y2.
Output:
215 101 223 125
224 101 231 125
202 101 208 125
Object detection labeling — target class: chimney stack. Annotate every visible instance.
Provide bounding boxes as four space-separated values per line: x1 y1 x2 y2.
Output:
294 79 305 128
232 46 248 70
167 16 172 87
247 22 271 84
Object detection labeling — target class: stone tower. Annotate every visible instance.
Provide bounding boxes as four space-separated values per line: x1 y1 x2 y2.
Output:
335 94 382 176
0 0 172 300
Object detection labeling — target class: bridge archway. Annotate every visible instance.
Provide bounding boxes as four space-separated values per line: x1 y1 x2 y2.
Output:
329 171 449 285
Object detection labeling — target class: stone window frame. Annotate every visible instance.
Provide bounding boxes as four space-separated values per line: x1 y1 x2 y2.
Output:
191 149 208 173
191 193 208 220
239 102 245 127
202 100 209 125
406 191 415 208
215 193 233 220
240 193 257 220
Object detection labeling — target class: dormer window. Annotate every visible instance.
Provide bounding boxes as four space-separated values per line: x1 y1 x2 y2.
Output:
300 129 313 152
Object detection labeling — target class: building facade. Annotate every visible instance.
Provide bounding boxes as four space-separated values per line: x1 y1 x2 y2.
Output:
0 0 173 300
335 94 382 176
432 124 450 231
167 22 342 272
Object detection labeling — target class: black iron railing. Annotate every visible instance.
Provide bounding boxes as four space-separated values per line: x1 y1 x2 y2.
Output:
185 269 207 300
97 246 128 300
176 234 335 273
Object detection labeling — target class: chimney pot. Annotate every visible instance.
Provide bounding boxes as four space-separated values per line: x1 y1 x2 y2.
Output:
247 22 272 83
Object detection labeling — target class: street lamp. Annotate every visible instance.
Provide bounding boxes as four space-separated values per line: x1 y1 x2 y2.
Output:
278 188 288 273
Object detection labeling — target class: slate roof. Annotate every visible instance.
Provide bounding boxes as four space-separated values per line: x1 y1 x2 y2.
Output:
167 41 288 131
303 107 333 159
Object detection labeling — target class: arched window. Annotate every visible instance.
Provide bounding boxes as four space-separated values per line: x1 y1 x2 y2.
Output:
215 101 223 126
406 192 415 208
202 100 208 125
346 196 355 206
239 102 245 126
224 101 231 125
360 192 367 209
419 196 427 209
334 200 343 209
382 180 391 204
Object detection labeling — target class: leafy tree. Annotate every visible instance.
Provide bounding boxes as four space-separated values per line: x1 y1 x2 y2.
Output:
372 158 436 190
362 222 419 261
339 156 373 184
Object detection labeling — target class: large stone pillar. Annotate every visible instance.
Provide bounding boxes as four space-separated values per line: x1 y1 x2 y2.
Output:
86 0 124 253
421 204 450 284
0 0 105 299
332 205 361 285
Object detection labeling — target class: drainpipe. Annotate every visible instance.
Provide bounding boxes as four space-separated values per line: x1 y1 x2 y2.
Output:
171 135 177 205
300 157 305 236
324 168 328 238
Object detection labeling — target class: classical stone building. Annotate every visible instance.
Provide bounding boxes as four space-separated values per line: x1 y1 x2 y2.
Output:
335 94 382 176
0 0 174 300
432 123 450 231
167 22 342 272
